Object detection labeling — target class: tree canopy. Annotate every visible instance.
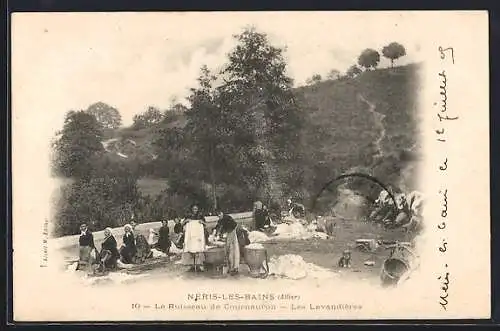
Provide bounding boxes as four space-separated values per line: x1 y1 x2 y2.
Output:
382 42 407 67
346 65 363 78
133 106 164 129
52 110 104 178
86 102 122 129
358 48 381 70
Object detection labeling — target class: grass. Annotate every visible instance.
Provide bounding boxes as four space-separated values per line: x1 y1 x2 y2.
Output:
298 63 420 160
55 177 169 197
137 178 169 197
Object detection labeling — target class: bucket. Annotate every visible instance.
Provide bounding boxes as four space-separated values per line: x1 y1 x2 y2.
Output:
244 247 269 278
204 247 227 278
204 247 226 265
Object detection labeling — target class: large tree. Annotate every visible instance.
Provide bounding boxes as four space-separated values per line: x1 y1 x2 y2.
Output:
86 102 122 129
52 110 104 178
382 42 407 68
215 27 305 201
358 48 381 70
184 65 225 210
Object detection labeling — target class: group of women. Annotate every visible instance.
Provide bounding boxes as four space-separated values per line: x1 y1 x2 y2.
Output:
76 204 252 275
173 204 250 275
77 218 172 273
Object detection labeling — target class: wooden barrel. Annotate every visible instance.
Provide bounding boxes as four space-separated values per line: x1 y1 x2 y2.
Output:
244 247 267 278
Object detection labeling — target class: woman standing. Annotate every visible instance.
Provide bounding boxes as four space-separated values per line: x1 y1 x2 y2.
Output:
214 211 250 275
181 205 207 272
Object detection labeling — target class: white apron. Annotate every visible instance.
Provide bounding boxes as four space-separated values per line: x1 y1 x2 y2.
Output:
183 220 206 253
182 220 206 266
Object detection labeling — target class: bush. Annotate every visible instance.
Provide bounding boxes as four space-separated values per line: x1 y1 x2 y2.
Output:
53 156 140 236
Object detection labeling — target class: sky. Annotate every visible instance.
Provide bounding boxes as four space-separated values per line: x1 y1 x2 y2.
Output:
12 12 425 127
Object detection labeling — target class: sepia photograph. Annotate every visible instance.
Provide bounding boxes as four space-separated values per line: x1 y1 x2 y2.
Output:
11 11 490 321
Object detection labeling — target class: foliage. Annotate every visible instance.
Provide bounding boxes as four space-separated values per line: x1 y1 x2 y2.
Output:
327 69 341 80
346 65 362 78
86 102 122 129
162 103 188 125
216 27 305 201
52 29 419 233
357 48 380 70
382 42 407 67
52 110 104 178
306 74 323 85
133 106 164 129
53 155 140 236
152 27 307 211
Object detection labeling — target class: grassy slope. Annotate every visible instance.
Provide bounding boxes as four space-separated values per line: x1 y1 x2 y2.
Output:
298 63 420 163
107 63 421 197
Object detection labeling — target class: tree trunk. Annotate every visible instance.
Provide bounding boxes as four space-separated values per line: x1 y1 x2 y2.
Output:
391 59 394 68
209 145 217 212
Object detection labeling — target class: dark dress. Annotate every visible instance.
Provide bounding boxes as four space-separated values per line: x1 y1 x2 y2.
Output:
100 235 119 269
155 225 171 253
120 232 136 264
79 231 94 248
215 214 250 259
214 214 238 235
254 209 270 230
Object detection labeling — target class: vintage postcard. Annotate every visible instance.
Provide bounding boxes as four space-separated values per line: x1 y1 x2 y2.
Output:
11 11 490 321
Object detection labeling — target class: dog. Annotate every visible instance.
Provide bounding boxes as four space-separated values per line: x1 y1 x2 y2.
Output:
337 250 352 268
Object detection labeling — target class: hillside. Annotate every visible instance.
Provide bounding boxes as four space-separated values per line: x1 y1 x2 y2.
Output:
298 63 421 159
100 63 422 197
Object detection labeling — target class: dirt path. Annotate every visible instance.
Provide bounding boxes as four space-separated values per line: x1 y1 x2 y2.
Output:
358 93 386 159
